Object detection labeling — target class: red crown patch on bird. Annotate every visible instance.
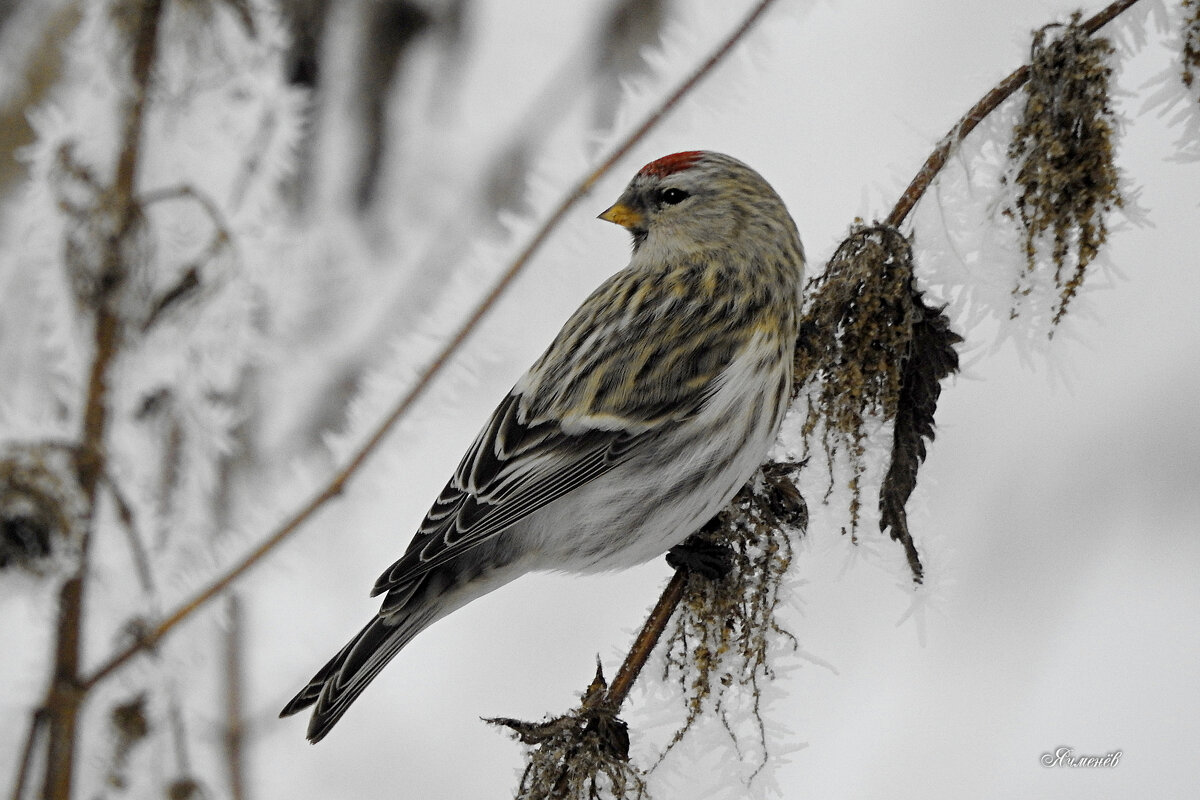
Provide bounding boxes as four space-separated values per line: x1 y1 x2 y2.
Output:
637 150 704 178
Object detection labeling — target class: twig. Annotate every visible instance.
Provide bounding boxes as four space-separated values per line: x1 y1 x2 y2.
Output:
229 107 276 211
106 474 156 594
225 595 248 800
139 184 236 332
885 0 1144 228
32 3 166 799
167 689 193 779
9 709 46 800
605 571 688 710
80 0 784 693
40 577 85 800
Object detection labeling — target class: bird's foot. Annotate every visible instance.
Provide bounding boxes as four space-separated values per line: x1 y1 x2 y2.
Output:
666 535 735 580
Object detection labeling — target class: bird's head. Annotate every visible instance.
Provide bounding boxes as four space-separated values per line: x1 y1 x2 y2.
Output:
598 150 799 262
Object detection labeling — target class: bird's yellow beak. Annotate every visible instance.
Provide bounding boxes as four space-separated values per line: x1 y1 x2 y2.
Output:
598 202 643 230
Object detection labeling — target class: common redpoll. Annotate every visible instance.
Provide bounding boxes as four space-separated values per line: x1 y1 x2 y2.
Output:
281 151 806 742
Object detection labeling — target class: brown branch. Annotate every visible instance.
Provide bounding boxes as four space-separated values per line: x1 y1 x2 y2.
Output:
40 577 85 800
32 3 165 800
605 570 688 710
9 709 46 800
80 0 784 693
885 0 1144 228
166 691 195 788
112 2 162 210
105 475 156 594
224 595 248 800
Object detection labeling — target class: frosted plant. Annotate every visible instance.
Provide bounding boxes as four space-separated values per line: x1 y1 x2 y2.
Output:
2 1 302 797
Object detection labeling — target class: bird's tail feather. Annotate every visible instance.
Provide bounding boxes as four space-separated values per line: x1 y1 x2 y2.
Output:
279 605 437 742
281 559 522 742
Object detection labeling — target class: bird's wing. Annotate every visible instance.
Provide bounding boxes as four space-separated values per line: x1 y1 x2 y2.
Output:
370 391 647 610
372 264 755 611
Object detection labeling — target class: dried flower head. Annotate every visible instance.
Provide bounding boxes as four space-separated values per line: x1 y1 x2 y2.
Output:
794 224 960 582
106 695 151 789
1004 13 1122 326
1184 0 1200 89
795 224 919 529
0 442 85 574
488 665 647 800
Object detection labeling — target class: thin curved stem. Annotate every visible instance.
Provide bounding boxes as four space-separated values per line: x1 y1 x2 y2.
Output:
885 0 1144 228
81 0 784 693
605 570 688 710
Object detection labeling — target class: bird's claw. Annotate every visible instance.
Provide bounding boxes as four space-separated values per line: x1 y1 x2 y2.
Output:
666 536 735 580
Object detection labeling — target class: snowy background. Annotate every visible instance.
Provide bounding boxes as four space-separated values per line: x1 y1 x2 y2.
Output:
1 0 1198 798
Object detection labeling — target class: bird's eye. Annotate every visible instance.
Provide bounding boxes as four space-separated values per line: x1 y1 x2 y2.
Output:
657 188 689 205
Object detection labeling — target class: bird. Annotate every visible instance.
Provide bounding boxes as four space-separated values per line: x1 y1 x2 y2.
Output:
280 151 806 742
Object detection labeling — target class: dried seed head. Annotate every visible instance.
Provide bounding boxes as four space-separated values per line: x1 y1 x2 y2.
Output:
106 695 151 789
795 224 918 530
166 778 204 800
791 223 958 583
0 443 85 574
1004 13 1122 327
1183 0 1200 88
488 669 648 800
